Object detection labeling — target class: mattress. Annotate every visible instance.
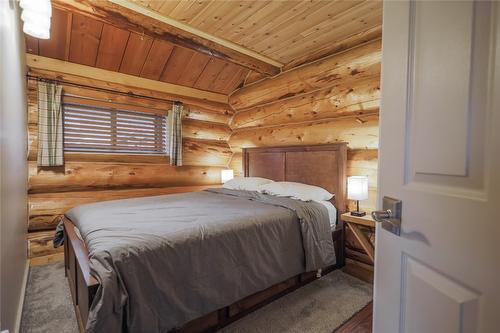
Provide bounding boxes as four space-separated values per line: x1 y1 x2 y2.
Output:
73 195 338 242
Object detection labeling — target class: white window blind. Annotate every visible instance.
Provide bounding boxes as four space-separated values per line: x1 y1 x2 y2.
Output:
63 100 168 155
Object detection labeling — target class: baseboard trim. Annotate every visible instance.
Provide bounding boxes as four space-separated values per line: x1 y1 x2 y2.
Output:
13 260 29 333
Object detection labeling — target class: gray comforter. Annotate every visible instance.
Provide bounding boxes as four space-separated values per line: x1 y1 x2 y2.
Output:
65 188 335 332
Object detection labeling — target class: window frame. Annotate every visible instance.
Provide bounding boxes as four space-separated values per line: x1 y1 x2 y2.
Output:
62 95 169 156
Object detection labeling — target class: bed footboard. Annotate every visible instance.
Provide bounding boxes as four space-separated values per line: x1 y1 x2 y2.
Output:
63 218 98 332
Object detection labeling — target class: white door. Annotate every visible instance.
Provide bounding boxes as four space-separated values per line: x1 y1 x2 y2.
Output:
374 1 500 332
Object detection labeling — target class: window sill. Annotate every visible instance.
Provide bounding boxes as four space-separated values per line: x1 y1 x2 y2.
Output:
64 152 170 164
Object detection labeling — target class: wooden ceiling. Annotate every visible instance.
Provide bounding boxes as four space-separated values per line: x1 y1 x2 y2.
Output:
134 0 383 67
25 0 383 97
25 8 249 95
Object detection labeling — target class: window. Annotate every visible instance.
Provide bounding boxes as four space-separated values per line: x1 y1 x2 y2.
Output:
63 99 168 155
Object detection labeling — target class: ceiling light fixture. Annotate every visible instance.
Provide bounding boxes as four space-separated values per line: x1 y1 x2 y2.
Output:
19 0 52 39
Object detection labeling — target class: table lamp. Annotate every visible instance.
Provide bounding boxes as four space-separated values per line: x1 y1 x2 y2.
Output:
221 169 234 184
347 176 368 217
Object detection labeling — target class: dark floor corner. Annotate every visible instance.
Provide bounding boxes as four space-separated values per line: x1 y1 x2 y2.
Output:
334 302 373 333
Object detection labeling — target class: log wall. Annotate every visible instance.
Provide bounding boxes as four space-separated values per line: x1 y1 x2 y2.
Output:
228 40 382 212
27 77 231 260
228 41 381 278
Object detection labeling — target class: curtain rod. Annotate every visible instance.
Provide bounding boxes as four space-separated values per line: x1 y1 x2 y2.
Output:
26 75 179 106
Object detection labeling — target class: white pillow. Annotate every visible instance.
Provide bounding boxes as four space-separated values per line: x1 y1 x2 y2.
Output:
259 181 334 201
222 177 274 192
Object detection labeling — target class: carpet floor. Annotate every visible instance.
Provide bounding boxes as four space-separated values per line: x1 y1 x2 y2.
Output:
20 262 372 333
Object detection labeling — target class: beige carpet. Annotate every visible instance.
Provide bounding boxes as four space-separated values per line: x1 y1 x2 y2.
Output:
21 262 372 333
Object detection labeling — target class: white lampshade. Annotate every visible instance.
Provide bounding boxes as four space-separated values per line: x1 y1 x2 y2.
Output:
347 176 368 201
221 169 234 183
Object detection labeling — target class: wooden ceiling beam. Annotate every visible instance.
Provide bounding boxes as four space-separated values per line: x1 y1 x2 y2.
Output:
26 54 228 104
51 0 282 76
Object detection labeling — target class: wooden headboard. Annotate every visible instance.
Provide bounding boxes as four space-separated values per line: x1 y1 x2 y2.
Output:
243 144 347 213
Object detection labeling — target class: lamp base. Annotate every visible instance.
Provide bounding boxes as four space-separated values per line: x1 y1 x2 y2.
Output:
350 211 366 217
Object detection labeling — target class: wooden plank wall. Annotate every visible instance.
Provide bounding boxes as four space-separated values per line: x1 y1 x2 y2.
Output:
27 77 232 261
228 39 382 212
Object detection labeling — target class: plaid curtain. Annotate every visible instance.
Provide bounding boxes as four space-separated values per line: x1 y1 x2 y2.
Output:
37 81 64 166
169 101 183 166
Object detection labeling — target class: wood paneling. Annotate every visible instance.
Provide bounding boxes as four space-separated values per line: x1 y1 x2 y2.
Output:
244 71 267 86
229 40 381 110
95 25 130 71
229 115 379 152
27 55 227 103
140 40 174 80
160 47 196 83
231 76 380 130
27 68 232 116
52 0 281 76
183 138 233 167
28 161 222 193
175 52 211 87
283 30 383 72
119 33 153 76
26 7 249 95
137 0 383 67
209 63 243 93
183 119 232 141
30 253 65 266
68 14 103 66
28 185 219 231
25 36 39 54
28 231 64 259
39 9 72 60
194 58 228 90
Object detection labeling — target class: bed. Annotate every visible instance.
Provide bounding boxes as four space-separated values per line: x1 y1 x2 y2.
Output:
63 143 348 332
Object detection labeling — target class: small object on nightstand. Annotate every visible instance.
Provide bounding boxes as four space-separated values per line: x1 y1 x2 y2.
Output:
347 176 368 217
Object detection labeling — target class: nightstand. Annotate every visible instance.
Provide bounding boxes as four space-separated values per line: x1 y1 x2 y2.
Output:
341 212 376 283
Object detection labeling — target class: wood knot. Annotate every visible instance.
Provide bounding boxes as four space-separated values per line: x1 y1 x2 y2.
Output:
355 117 367 124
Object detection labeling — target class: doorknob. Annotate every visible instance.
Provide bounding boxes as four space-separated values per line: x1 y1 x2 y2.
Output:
372 209 392 220
372 197 402 236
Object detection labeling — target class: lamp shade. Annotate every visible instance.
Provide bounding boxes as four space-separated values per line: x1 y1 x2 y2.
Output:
347 176 368 201
221 169 234 183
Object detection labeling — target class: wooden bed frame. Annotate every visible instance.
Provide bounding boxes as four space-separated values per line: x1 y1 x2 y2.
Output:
63 143 347 332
